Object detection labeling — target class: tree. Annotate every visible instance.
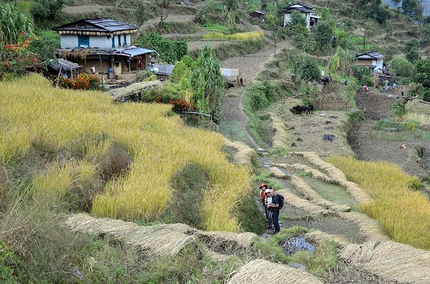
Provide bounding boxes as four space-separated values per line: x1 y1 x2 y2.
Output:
286 10 308 37
155 0 172 33
190 45 224 118
31 0 65 22
391 58 414 77
313 21 333 50
400 0 424 20
405 38 421 63
224 0 238 12
131 0 151 33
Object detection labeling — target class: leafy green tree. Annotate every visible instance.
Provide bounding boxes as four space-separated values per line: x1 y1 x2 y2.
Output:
138 32 187 64
31 0 64 22
313 21 333 50
131 0 151 32
286 10 308 36
0 3 33 45
292 56 320 82
391 58 414 77
190 45 224 118
154 0 172 33
28 30 59 70
367 3 391 25
321 7 330 21
413 58 430 86
291 33 315 53
400 0 424 20
224 0 238 12
405 38 421 63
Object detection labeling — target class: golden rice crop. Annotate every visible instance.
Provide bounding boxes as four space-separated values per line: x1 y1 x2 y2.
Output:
202 31 263 41
326 156 430 250
225 31 264 41
0 74 252 232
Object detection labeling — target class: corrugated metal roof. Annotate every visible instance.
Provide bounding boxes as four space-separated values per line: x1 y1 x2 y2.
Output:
53 18 137 33
356 51 384 59
123 47 157 57
49 58 83 71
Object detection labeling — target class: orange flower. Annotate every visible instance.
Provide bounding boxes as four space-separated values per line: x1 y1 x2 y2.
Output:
3 61 9 67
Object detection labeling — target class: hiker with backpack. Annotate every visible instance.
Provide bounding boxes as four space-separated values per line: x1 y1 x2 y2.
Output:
266 189 284 234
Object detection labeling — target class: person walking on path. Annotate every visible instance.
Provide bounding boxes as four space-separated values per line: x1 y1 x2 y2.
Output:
267 189 281 234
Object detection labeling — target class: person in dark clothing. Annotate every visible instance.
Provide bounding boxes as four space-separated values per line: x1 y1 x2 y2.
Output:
267 189 281 234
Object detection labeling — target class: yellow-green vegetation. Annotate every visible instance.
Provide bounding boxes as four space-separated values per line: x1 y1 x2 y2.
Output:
326 156 430 250
203 31 264 41
0 74 252 232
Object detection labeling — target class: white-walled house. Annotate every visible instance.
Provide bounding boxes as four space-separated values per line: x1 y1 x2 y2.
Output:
355 51 385 74
53 18 136 49
283 3 320 29
52 18 156 77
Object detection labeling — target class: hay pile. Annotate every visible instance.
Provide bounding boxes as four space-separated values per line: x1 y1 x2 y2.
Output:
224 138 257 166
287 152 373 204
290 176 350 212
269 166 290 178
192 230 259 252
305 230 350 247
270 115 290 150
66 213 259 257
66 213 197 257
277 189 332 216
108 80 162 101
273 162 334 182
226 259 322 284
338 211 389 243
340 240 430 283
292 152 347 180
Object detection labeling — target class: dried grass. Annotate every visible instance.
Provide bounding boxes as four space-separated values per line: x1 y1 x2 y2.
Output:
65 213 258 257
340 240 430 284
337 211 390 243
271 115 290 150
226 259 322 284
290 152 373 204
305 230 350 247
109 80 162 101
290 176 350 212
273 162 334 182
277 189 332 217
269 166 290 178
224 138 257 166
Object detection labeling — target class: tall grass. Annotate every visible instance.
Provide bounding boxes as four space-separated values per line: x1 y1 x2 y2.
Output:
0 74 252 232
203 31 264 41
326 156 430 250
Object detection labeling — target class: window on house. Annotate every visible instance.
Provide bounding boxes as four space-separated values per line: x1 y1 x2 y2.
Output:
112 37 115 48
118 35 121 47
124 35 127 47
78 35 90 48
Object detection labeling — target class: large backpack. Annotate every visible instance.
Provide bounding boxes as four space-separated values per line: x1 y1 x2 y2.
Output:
276 194 284 209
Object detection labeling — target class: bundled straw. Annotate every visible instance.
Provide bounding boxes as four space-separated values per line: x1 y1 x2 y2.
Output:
66 213 259 257
273 162 334 183
226 259 322 284
292 152 347 180
305 230 350 247
338 211 389 243
277 189 332 216
340 240 430 284
269 166 290 179
224 138 257 166
290 175 350 212
271 115 290 150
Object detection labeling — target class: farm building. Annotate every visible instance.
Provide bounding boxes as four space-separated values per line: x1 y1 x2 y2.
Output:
283 3 320 29
249 10 266 21
52 18 157 78
355 51 384 74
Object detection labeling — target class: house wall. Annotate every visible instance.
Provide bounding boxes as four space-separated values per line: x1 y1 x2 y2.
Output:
60 34 132 49
373 59 384 74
